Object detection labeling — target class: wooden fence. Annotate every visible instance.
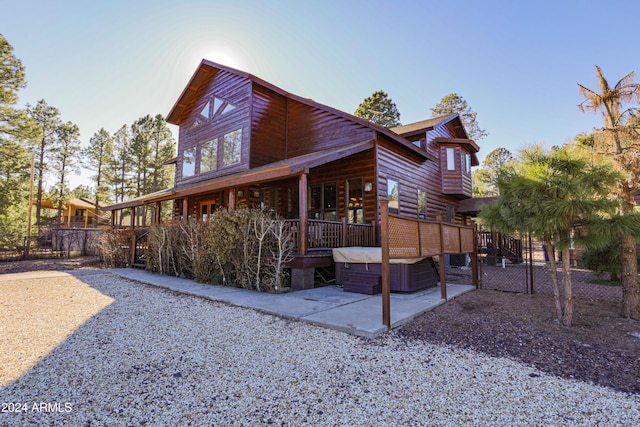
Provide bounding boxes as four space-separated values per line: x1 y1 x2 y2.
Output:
380 200 478 328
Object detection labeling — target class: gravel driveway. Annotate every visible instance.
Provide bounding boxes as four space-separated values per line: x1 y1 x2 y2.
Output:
1 271 638 426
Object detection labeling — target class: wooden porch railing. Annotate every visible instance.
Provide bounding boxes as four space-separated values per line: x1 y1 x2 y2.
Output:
284 218 376 253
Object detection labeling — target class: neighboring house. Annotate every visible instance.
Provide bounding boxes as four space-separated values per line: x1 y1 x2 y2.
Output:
104 60 480 282
37 197 107 228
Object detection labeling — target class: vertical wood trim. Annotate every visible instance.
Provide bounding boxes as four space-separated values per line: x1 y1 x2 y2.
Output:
229 188 236 209
341 216 347 247
182 197 188 220
373 142 380 246
298 172 308 255
380 199 391 329
438 215 447 300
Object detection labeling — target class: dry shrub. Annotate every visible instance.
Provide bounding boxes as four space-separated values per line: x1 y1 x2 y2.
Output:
145 209 293 293
97 229 133 268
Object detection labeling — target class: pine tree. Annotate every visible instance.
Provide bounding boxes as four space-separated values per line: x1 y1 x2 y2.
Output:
82 128 113 224
51 121 81 227
354 90 401 128
430 93 487 141
26 99 61 229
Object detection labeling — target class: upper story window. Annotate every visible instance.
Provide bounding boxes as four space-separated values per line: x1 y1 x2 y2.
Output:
222 129 242 166
463 152 471 173
182 147 196 177
387 178 399 214
200 139 218 173
446 147 456 171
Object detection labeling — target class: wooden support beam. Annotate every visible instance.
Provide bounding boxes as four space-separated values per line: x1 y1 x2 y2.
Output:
380 199 391 329
298 172 308 255
182 197 188 220
438 215 447 301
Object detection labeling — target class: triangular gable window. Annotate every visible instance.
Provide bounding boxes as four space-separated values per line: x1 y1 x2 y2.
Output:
213 97 225 115
199 101 211 119
220 103 235 115
212 96 237 118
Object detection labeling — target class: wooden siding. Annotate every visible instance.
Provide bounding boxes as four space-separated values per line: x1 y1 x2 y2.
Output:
250 84 287 168
286 101 375 157
175 70 252 186
376 136 465 223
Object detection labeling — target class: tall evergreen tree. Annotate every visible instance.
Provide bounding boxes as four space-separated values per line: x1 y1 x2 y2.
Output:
0 33 33 245
430 93 488 141
82 128 113 224
578 66 640 320
26 99 61 229
472 148 514 196
354 90 401 128
148 114 175 193
110 124 132 205
52 121 81 226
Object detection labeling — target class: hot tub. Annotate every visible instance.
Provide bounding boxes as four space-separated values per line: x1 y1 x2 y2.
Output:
332 247 438 293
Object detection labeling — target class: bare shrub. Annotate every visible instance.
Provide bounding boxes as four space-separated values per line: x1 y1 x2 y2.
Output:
97 230 132 268
145 209 294 293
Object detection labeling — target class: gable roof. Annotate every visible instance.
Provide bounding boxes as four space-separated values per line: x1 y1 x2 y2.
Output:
166 59 435 161
390 115 454 135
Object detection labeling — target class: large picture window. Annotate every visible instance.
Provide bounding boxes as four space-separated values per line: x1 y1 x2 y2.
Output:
182 147 196 177
223 129 242 166
309 182 337 220
200 139 218 173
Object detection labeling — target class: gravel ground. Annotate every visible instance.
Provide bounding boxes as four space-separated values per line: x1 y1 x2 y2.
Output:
1 271 639 426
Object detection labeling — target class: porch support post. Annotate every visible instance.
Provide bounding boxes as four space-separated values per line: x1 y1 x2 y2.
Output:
437 214 447 301
341 217 348 247
229 188 236 209
380 199 391 329
155 201 161 225
298 170 308 255
182 197 188 221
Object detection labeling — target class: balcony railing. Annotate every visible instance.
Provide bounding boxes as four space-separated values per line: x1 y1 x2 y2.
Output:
284 218 376 253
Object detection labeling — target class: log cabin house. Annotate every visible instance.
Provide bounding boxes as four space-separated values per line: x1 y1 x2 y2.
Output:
104 60 480 288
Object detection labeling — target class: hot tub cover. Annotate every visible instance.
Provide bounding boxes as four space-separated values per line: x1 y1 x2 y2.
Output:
332 247 425 265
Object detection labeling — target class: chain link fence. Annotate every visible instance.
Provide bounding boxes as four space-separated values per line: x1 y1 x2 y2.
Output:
477 236 623 303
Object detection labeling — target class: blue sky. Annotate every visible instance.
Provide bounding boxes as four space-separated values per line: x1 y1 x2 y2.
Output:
2 0 639 188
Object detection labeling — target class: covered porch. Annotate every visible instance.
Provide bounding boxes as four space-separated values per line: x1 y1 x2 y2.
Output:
104 142 380 280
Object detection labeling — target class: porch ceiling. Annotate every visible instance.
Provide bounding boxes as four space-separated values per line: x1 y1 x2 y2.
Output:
104 140 375 211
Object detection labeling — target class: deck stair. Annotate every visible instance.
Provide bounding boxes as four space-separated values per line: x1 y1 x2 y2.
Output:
342 272 382 295
478 231 523 264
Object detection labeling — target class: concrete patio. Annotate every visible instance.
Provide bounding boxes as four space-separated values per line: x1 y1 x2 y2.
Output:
109 268 475 339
